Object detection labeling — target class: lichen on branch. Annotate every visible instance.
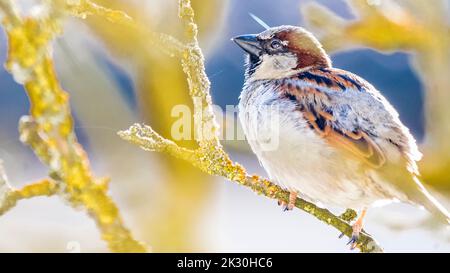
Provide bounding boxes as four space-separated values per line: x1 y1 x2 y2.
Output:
118 0 383 253
0 162 58 216
0 0 146 252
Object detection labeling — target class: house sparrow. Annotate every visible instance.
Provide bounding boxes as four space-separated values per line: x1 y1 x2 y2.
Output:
232 25 449 249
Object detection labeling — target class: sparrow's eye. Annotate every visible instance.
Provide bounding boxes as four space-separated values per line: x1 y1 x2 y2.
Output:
269 40 282 50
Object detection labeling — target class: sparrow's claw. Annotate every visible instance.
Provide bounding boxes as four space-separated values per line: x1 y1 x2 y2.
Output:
277 200 291 212
339 208 367 250
286 203 295 211
338 227 361 250
339 209 366 250
282 204 294 211
348 215 364 250
277 191 297 212
346 233 360 250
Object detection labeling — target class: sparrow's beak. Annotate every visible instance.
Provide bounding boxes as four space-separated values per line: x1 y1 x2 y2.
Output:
232 34 262 57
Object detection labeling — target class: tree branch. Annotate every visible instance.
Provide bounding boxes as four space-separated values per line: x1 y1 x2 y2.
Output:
0 162 58 216
67 0 186 57
0 0 147 252
118 0 383 253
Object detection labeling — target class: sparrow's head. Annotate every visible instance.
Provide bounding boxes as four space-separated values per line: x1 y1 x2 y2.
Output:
232 25 331 80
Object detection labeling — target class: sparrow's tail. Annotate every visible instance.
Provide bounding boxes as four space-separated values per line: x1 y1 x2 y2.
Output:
411 176 450 225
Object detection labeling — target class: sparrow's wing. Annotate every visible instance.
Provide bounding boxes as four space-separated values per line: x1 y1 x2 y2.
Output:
280 69 450 223
280 67 421 171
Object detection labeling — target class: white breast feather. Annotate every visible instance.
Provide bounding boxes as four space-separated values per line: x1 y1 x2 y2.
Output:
239 81 408 209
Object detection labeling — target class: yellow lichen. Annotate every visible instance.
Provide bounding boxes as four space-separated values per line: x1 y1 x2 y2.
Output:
0 0 146 252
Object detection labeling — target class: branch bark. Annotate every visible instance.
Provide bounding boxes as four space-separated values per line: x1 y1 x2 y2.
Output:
0 0 147 252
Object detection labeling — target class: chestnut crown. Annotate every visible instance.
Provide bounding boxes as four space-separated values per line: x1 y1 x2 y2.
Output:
233 25 331 80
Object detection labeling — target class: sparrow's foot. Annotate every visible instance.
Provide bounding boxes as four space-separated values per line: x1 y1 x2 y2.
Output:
277 199 286 208
277 191 297 211
347 221 363 250
277 200 290 211
339 208 367 250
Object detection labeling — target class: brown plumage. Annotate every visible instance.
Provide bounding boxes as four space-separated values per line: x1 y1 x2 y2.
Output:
278 68 386 168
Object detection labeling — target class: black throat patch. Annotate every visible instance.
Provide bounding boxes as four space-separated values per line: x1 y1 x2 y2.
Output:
245 54 262 78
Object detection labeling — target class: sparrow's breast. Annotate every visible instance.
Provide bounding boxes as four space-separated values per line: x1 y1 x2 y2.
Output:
238 80 395 209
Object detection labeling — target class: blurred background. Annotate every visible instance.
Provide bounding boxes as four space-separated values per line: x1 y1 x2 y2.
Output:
0 0 449 252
